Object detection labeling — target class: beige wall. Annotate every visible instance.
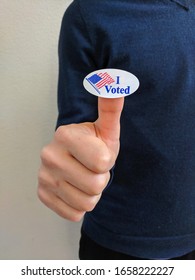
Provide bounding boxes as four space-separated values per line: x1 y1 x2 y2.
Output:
0 0 82 259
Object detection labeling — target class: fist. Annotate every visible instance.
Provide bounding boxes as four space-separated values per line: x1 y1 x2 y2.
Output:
38 98 124 221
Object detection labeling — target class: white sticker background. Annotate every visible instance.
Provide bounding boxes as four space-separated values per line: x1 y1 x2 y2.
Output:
83 68 139 98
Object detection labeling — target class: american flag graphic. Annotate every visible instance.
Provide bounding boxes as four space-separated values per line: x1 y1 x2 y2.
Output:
86 72 115 94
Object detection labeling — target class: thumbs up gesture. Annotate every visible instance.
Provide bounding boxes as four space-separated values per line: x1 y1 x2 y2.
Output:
38 97 124 221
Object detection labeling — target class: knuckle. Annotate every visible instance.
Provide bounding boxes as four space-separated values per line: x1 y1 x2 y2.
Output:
50 205 81 222
38 186 85 222
55 125 72 143
55 126 67 141
79 198 96 212
40 145 62 171
38 169 47 186
90 173 110 195
38 169 59 189
80 195 101 212
68 212 85 222
40 146 54 167
93 151 112 174
85 195 101 212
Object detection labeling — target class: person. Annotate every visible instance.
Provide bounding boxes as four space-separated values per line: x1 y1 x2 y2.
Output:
37 0 195 260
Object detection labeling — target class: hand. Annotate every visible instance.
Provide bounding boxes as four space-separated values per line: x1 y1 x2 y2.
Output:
37 97 124 221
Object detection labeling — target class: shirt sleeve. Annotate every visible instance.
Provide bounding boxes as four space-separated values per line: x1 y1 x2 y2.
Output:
56 0 98 128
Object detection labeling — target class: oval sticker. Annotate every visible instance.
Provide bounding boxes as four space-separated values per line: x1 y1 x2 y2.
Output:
83 69 139 98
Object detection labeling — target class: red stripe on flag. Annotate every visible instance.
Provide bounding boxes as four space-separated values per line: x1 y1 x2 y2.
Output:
96 72 115 89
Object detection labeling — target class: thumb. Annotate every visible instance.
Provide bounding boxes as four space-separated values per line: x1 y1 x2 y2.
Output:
94 97 124 150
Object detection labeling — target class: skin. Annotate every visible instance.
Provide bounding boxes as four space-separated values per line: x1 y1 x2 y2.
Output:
37 97 124 221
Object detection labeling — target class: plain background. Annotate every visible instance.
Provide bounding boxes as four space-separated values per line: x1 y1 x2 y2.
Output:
0 0 82 259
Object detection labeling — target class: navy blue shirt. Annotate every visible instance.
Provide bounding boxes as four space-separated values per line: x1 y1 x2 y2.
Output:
57 0 195 259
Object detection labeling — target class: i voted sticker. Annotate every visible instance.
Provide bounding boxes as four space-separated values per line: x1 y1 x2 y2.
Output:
83 69 139 98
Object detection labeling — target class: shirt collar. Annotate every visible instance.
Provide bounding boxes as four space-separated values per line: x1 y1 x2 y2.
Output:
170 0 190 9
